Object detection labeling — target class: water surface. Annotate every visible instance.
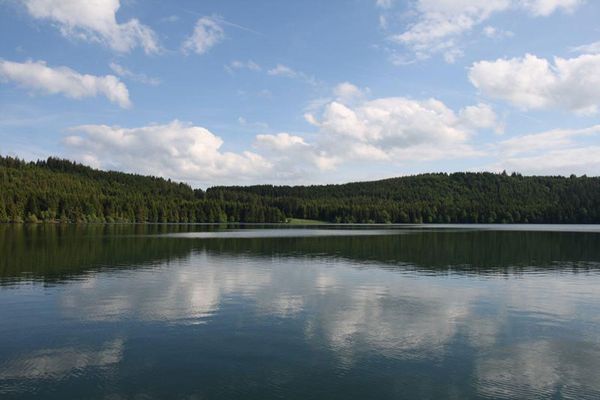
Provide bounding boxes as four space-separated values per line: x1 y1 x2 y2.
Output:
1 224 600 399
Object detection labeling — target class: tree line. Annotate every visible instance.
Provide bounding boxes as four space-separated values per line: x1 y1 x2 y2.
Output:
0 156 285 223
2 155 600 224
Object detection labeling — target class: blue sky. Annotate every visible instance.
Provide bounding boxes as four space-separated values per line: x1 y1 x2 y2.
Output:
1 0 600 187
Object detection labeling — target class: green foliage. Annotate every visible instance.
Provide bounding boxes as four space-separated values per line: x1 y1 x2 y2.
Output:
209 172 600 224
0 156 285 224
0 198 8 223
1 155 599 224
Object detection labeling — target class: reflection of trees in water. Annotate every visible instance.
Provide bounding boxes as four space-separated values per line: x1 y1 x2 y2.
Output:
0 224 197 282
6 249 599 398
2 225 600 284
2 224 600 398
199 230 600 272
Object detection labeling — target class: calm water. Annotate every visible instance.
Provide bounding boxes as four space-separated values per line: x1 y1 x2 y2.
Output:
1 224 600 399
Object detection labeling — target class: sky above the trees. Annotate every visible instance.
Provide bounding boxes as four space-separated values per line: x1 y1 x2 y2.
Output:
1 0 600 187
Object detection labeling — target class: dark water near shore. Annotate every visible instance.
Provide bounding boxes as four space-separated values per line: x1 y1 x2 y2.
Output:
1 224 600 399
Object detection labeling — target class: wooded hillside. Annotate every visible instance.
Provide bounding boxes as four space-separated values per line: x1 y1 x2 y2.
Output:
2 155 599 224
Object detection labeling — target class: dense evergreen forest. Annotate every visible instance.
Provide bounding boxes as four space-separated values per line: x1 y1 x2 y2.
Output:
0 156 284 223
1 155 600 224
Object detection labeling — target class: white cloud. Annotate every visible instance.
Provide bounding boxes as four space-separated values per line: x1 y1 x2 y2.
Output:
225 60 262 73
271 84 501 172
254 133 339 175
389 1 512 62
482 25 514 39
520 0 582 16
318 97 490 147
304 113 320 126
298 91 497 166
0 59 131 108
23 0 159 54
376 0 394 9
268 64 318 85
488 125 600 175
571 40 600 54
54 74 599 184
469 53 600 114
267 64 298 78
333 82 365 103
483 26 498 37
109 62 160 86
182 16 224 55
255 132 309 151
459 103 504 134
389 0 582 62
498 125 600 156
64 120 272 186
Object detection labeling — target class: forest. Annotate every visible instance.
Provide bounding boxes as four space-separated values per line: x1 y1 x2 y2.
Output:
2 155 600 224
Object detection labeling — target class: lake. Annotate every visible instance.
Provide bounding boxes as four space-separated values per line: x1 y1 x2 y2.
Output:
1 224 600 399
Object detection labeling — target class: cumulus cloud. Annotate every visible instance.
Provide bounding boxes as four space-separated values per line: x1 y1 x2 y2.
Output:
255 84 500 174
63 120 272 186
315 97 496 155
182 16 224 55
255 133 339 175
0 59 131 108
459 103 504 134
388 0 582 62
56 76 600 184
288 90 499 171
298 98 600 177
23 0 159 54
469 53 600 114
333 82 365 103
